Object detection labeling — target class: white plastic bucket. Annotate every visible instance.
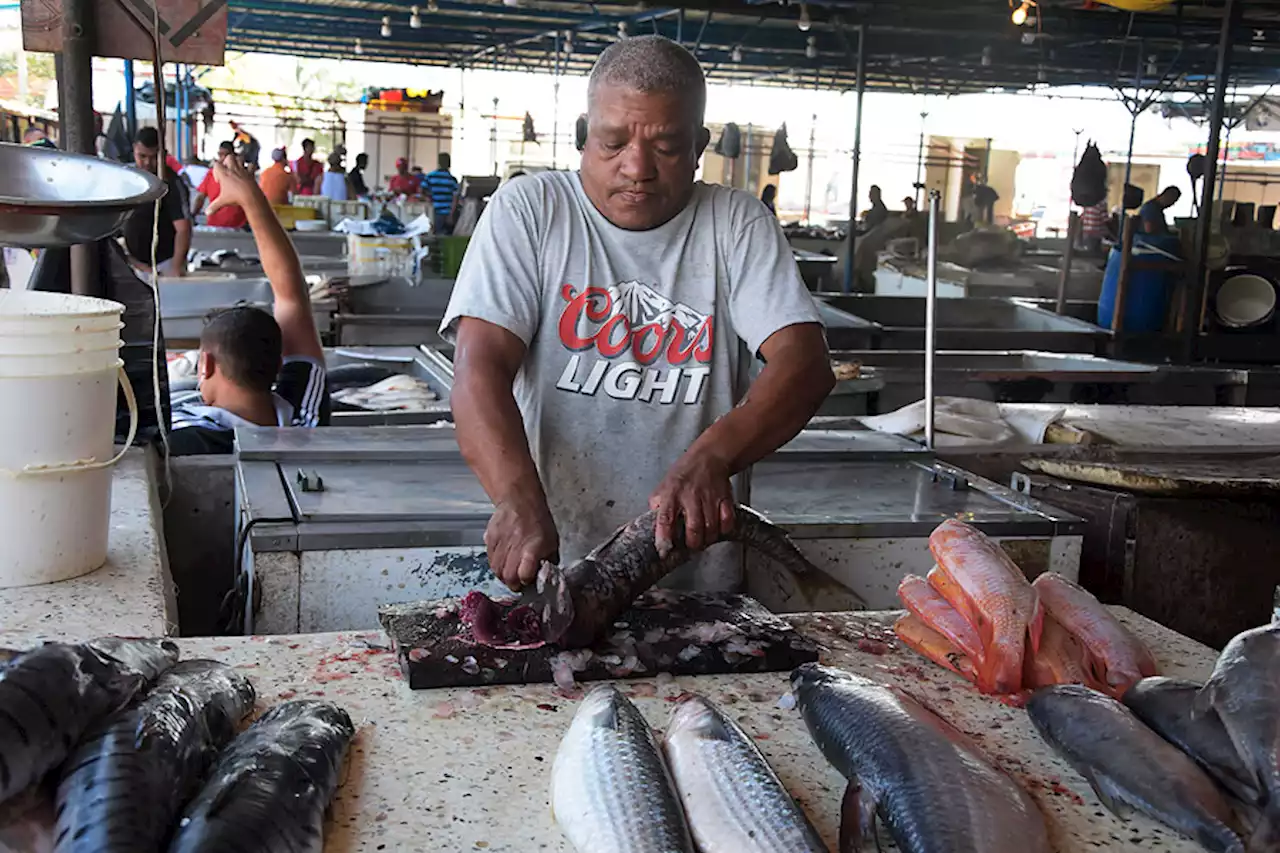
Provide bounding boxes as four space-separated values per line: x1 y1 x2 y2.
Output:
0 291 138 588
1216 273 1277 328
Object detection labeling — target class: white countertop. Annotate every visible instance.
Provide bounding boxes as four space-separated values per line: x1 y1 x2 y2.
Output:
169 607 1216 852
0 449 176 644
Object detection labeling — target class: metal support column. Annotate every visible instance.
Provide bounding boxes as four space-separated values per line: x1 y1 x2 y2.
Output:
841 24 865 294
914 111 927 207
803 113 816 223
1183 0 1240 359
61 0 100 296
174 64 184 161
124 60 137 142
924 189 940 450
1123 41 1143 191
552 32 561 170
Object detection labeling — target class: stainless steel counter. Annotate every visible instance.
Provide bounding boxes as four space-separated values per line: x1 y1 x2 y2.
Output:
159 277 335 344
234 425 1081 634
191 227 347 258
819 294 1111 353
327 346 454 425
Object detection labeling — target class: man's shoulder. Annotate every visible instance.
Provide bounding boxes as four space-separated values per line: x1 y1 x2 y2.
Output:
691 182 775 227
489 170 579 219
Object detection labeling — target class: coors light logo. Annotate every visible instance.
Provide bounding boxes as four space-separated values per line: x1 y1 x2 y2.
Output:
554 281 713 405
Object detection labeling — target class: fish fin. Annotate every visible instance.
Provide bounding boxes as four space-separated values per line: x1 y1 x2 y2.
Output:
1082 769 1138 820
1028 594 1045 656
838 779 875 853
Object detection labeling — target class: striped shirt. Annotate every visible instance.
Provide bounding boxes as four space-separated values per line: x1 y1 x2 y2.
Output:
168 356 329 455
423 168 459 216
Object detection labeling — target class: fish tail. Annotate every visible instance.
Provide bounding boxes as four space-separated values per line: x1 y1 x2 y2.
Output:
732 506 820 576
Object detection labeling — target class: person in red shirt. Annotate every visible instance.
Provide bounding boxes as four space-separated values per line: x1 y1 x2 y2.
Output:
293 139 324 196
193 141 249 229
388 157 419 197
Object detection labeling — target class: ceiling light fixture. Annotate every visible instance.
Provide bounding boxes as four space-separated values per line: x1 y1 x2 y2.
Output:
427 0 439 11
981 46 992 67
563 30 573 54
1011 0 1030 26
731 45 743 62
617 20 628 38
1146 55 1158 76
380 15 391 37
805 35 817 59
797 3 811 32
410 5 422 27
354 38 363 55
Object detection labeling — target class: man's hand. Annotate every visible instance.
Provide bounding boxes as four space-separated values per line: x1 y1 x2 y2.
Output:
485 494 559 592
649 449 735 553
205 153 265 217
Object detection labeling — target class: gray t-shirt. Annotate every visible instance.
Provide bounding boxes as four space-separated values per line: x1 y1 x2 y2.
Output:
440 171 821 591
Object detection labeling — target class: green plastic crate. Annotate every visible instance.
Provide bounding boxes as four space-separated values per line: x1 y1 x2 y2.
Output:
437 236 471 278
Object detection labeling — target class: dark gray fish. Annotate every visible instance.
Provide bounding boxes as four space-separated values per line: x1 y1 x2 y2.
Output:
0 639 179 806
1123 677 1261 806
1029 684 1244 853
791 663 1049 853
528 505 837 649
54 660 256 853
1197 623 1280 850
167 700 355 853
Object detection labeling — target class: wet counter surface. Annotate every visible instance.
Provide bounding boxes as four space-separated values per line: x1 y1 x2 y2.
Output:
171 608 1214 852
0 449 176 645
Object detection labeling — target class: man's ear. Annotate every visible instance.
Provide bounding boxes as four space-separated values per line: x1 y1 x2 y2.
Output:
199 350 216 381
695 126 711 159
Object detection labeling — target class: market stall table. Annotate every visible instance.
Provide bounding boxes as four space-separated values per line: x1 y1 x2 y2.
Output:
162 607 1215 852
0 449 176 645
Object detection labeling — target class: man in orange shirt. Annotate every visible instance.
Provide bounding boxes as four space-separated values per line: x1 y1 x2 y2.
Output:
194 141 249 229
259 147 296 206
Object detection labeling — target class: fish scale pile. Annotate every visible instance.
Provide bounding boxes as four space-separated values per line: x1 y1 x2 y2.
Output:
0 638 354 853
894 518 1159 698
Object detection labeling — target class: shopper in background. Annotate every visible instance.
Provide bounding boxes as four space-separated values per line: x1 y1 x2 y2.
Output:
348 152 370 197
123 126 191 277
423 152 460 234
293 138 324 196
321 148 349 201
193 141 249 230
259 147 296 206
388 157 420 197
864 185 889 230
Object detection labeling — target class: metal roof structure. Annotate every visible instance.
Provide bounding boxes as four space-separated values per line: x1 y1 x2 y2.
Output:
223 0 1280 94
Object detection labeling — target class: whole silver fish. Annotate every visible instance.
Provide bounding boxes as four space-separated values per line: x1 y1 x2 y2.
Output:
527 505 837 649
54 660 256 853
0 638 179 806
1197 623 1280 849
167 700 355 853
663 693 827 853
1030 684 1244 853
791 663 1049 853
1124 677 1261 806
551 685 693 853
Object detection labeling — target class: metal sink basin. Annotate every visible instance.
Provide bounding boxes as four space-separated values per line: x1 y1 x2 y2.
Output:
818 294 1110 353
0 143 166 247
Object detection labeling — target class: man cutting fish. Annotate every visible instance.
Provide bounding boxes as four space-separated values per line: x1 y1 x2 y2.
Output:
441 35 834 593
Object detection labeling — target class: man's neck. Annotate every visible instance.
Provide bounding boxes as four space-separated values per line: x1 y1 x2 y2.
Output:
212 388 278 427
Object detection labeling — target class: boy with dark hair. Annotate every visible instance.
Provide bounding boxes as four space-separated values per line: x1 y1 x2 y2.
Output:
169 153 328 455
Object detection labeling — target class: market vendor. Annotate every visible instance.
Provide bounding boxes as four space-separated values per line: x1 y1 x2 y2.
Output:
1139 186 1181 235
123 126 191 277
192 140 248 230
168 153 329 455
441 35 833 593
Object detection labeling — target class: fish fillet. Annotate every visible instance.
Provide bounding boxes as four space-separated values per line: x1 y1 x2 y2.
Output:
929 519 1042 695
1033 572 1157 697
894 614 977 683
897 574 982 661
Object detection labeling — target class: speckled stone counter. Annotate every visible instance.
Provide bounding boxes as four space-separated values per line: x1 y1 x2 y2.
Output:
0 449 176 643
172 607 1217 853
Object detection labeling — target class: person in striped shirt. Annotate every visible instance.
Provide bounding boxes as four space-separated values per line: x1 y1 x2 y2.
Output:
423 152 460 235
168 153 329 455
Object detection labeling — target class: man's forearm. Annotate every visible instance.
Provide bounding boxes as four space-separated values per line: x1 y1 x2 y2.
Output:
687 337 833 474
453 369 548 510
171 227 191 277
241 196 307 305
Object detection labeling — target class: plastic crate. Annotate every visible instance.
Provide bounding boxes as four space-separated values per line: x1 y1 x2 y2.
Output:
272 204 320 230
437 236 470 278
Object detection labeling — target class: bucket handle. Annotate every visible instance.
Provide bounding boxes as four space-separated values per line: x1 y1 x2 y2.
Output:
1 366 139 478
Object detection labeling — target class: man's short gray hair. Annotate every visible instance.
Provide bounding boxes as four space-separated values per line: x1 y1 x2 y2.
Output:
588 35 706 123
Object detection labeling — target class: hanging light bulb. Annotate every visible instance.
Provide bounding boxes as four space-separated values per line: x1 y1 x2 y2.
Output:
1146 55 1158 76
797 3 811 32
981 46 992 67
354 38 363 55
563 30 573 54
427 0 439 11
503 0 519 7
380 16 391 37
1011 1 1030 26
1037 65 1048 83
617 20 628 38
410 5 422 27
731 44 742 63
805 35 817 59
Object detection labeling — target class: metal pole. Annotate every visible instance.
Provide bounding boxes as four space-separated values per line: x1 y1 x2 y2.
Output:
1184 0 1240 360
61 0 99 297
174 64 183 161
124 60 137 142
552 32 561 170
1056 212 1079 314
914 111 928 208
1123 41 1142 191
924 189 940 450
842 23 866 294
491 96 499 176
804 112 815 223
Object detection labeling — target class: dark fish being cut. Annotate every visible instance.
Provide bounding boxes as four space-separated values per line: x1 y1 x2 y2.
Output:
54 660 256 853
0 638 179 806
167 700 355 853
